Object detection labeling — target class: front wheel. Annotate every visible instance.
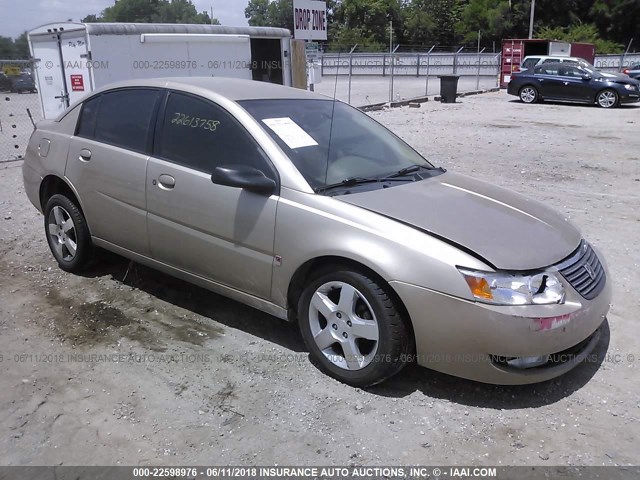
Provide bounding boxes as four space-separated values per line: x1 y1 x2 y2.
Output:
298 268 412 387
596 89 619 108
44 194 93 272
519 85 539 104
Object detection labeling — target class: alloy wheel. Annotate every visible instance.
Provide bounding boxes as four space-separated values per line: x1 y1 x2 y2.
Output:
597 90 617 108
47 205 77 262
520 87 537 103
307 281 379 371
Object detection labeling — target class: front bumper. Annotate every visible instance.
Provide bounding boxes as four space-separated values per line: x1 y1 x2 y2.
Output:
390 263 611 385
620 91 640 104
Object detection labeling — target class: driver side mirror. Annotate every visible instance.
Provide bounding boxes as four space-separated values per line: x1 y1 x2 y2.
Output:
581 74 592 81
211 165 276 195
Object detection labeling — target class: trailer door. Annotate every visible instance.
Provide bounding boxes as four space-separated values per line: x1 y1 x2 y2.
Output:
59 30 91 106
30 34 68 119
30 28 90 119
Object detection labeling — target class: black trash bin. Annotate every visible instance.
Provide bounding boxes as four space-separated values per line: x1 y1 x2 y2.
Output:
438 75 460 103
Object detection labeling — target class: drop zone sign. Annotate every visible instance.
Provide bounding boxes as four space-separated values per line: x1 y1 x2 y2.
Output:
293 0 327 40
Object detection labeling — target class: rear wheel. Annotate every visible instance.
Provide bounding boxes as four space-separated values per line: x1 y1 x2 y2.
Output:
596 89 619 108
519 85 539 104
298 267 412 387
44 194 93 272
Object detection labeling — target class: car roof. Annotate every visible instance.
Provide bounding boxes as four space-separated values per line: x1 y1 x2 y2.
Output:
89 77 327 102
524 55 584 60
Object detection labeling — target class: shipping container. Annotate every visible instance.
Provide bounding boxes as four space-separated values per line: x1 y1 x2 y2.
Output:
28 22 293 119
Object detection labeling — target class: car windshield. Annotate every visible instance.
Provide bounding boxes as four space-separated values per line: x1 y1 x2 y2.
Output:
580 65 604 77
238 99 437 191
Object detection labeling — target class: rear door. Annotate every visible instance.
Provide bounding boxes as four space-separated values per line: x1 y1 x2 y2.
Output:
145 91 278 299
65 88 163 255
534 64 563 98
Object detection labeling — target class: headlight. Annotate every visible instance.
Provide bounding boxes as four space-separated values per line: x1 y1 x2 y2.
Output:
458 268 565 305
624 84 637 90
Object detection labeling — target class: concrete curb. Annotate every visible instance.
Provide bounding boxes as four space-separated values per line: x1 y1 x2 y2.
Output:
358 87 501 111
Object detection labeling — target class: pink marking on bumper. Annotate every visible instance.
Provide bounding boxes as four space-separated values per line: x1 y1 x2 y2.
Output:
531 313 572 332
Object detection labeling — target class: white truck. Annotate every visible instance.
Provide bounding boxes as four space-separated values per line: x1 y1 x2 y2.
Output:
28 22 293 119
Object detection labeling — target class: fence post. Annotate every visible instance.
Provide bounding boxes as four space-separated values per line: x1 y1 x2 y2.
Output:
389 54 394 102
453 46 464 74
476 47 485 90
416 54 420 77
424 45 435 96
348 44 357 105
382 54 386 77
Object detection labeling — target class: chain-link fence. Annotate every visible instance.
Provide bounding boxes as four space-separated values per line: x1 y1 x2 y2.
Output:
314 46 502 106
0 60 41 162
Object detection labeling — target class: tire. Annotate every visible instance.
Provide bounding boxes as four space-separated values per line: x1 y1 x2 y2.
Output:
298 267 412 387
44 194 93 272
596 89 619 108
519 85 539 104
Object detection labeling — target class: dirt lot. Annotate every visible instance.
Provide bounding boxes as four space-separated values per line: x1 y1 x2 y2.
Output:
0 91 639 467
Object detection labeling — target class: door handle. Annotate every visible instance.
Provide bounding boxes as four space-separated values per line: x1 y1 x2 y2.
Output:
79 148 92 162
157 174 176 190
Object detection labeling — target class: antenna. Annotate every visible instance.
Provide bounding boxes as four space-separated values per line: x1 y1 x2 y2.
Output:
323 46 341 186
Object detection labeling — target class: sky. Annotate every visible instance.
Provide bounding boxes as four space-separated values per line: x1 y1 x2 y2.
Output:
0 0 250 39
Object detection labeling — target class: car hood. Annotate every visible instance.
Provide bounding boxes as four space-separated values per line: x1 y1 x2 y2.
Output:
338 171 581 270
600 71 637 82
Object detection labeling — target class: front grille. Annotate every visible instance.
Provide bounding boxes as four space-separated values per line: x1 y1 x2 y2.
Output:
557 241 606 300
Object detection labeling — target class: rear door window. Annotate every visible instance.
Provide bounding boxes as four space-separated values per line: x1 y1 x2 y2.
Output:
521 57 540 69
537 64 560 76
78 89 161 153
156 91 274 178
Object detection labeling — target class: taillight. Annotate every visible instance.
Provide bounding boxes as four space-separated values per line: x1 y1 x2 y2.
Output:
623 69 630 74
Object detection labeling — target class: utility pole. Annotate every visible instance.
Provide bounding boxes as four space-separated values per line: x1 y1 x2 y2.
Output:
389 21 393 53
528 0 535 39
211 6 214 25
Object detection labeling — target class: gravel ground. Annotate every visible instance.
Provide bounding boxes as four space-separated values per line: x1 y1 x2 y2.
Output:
0 91 639 467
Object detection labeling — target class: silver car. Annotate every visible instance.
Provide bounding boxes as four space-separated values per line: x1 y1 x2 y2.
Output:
22 78 611 387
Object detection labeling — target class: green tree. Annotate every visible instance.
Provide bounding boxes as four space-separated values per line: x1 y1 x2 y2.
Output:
591 0 639 46
334 0 403 46
83 0 218 24
267 0 294 32
455 0 518 44
402 0 463 47
245 0 270 26
0 36 15 58
13 32 30 59
537 23 623 54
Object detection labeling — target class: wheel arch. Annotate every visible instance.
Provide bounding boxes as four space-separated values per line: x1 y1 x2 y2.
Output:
39 175 91 234
286 255 416 349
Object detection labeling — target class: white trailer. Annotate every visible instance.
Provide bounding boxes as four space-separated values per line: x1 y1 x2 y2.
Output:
28 22 292 119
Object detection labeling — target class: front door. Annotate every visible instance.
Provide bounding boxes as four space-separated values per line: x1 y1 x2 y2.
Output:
145 91 278 300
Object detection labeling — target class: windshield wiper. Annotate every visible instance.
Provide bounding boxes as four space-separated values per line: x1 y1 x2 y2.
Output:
385 164 440 178
314 177 382 194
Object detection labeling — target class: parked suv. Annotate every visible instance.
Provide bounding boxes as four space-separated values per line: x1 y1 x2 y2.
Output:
518 55 591 72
